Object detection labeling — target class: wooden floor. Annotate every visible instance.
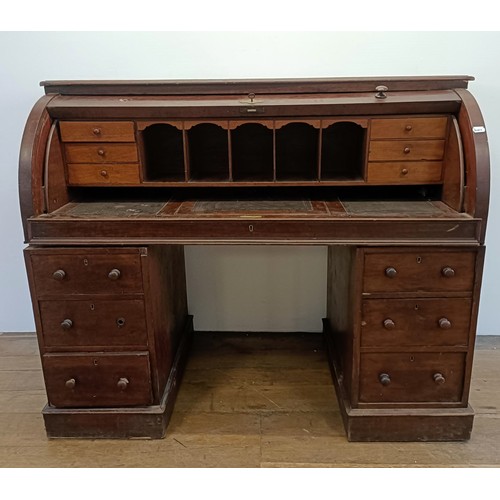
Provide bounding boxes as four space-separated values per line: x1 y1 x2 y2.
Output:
0 331 499 467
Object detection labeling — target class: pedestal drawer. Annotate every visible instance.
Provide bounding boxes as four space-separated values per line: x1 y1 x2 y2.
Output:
39 299 148 349
361 298 472 347
29 250 144 296
359 352 465 403
43 352 153 408
363 250 476 294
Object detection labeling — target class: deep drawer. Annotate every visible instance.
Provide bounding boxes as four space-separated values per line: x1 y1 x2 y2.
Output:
361 297 472 347
363 250 476 294
370 117 448 139
359 352 465 403
59 121 136 142
67 163 141 185
28 249 144 296
64 143 139 163
39 298 148 349
368 139 445 162
43 352 153 408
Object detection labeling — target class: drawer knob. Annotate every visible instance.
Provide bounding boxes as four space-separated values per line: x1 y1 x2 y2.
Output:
438 317 452 329
383 318 396 330
97 149 105 156
61 319 73 330
433 373 446 384
117 377 129 391
108 269 121 280
116 317 126 328
100 170 108 177
401 168 409 175
52 269 66 280
405 125 413 132
441 266 455 278
403 147 411 154
385 267 397 278
379 373 391 386
65 378 76 389
375 85 388 99
93 127 101 136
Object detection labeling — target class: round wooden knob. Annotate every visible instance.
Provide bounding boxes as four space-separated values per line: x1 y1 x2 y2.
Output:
93 128 101 135
403 147 411 154
52 269 66 280
379 373 391 386
97 149 105 156
401 168 409 175
100 170 108 177
439 317 452 329
108 269 121 280
375 85 388 99
65 378 76 389
385 267 397 278
441 267 455 278
433 373 446 384
383 318 396 330
405 125 413 131
61 319 73 330
117 378 129 390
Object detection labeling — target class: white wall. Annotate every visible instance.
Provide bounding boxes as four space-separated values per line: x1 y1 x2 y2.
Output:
1 32 499 334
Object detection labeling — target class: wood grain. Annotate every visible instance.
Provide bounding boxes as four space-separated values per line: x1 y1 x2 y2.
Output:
0 333 499 467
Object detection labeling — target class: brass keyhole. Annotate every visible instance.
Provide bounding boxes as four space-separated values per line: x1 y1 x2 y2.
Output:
416 256 422 264
249 225 254 233
90 303 95 311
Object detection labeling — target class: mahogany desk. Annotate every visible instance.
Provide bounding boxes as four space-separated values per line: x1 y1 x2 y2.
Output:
19 77 489 441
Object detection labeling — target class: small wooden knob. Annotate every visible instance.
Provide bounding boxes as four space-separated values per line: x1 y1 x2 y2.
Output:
383 318 396 330
379 373 391 386
93 128 101 135
117 378 129 390
439 317 452 329
97 149 105 156
433 373 445 384
100 170 108 177
385 267 397 278
401 168 409 175
375 85 388 99
65 378 76 389
404 147 411 154
405 125 413 131
108 269 121 280
441 267 455 278
61 319 73 330
52 269 66 280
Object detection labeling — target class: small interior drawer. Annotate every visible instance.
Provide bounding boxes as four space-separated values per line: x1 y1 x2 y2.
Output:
28 249 144 296
42 352 153 408
59 121 136 142
370 117 448 139
359 352 465 403
368 140 445 162
361 297 472 347
64 143 138 163
67 163 141 185
39 298 148 349
366 161 443 184
363 250 476 294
